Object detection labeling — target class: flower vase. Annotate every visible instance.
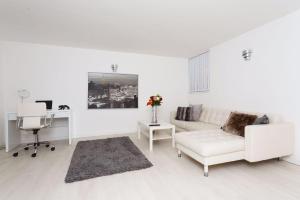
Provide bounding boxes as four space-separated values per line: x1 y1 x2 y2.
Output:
151 106 158 124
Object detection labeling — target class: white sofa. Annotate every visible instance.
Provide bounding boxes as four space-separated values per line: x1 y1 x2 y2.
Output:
171 107 294 176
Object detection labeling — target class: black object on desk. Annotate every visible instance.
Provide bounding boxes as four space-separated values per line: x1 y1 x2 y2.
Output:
58 105 70 110
35 100 53 110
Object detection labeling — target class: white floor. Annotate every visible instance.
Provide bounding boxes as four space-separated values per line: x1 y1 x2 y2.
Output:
1 134 300 200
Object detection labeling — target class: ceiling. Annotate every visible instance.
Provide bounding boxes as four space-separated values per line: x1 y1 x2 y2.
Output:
1 0 300 58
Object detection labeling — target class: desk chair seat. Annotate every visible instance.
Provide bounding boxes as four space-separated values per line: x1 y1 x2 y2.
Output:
13 103 55 158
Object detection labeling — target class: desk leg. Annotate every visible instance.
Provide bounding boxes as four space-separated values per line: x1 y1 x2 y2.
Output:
5 120 21 152
149 129 153 152
172 127 175 148
68 115 72 145
137 123 141 139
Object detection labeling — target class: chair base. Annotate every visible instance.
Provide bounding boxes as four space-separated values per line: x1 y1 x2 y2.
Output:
13 129 55 158
13 141 55 158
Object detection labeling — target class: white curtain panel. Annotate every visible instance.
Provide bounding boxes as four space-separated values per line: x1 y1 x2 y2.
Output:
188 52 209 92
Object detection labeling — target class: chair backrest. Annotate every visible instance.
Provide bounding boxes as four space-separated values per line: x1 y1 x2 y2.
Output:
17 103 47 129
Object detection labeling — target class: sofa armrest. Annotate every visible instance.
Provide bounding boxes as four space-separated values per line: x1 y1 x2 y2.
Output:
170 111 177 123
244 123 294 162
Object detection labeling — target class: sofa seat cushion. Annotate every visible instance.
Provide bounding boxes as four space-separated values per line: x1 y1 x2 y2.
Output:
175 130 245 157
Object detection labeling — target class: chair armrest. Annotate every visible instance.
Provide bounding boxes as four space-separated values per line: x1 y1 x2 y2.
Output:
244 123 294 162
47 114 55 127
16 116 22 128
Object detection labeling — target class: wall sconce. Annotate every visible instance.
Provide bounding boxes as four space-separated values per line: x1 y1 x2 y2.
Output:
242 49 252 61
111 64 118 72
17 89 30 103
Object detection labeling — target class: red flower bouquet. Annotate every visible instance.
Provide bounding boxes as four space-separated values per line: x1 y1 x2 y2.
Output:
146 95 163 107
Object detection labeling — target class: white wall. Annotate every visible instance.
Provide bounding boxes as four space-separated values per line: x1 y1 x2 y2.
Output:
0 41 188 145
0 44 4 146
189 10 300 164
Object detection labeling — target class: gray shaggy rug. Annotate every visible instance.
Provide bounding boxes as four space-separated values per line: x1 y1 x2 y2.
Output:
65 137 153 183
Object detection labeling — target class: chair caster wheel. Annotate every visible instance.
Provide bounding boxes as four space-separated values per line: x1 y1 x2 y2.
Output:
31 153 37 157
13 152 18 157
45 144 50 148
24 147 29 150
51 147 55 151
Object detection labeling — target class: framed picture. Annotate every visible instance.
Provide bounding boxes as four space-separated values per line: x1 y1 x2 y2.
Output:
88 72 138 109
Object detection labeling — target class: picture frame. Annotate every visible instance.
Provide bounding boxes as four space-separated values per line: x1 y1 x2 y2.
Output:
88 72 138 109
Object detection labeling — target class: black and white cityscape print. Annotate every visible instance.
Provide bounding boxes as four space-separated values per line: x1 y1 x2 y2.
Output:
88 73 138 109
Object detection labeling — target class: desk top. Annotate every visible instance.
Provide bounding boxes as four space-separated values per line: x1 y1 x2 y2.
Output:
7 109 71 114
6 110 72 120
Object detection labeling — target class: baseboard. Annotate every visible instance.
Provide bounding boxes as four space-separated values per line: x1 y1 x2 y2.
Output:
2 132 137 150
283 155 300 166
72 131 137 139
20 132 137 144
73 130 137 139
72 132 136 143
21 134 68 144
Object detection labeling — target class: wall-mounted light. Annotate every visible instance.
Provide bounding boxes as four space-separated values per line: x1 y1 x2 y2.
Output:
111 64 118 72
17 89 30 103
242 49 252 61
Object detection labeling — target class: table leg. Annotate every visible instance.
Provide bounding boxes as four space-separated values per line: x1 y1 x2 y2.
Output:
171 127 175 148
137 123 141 139
149 129 153 152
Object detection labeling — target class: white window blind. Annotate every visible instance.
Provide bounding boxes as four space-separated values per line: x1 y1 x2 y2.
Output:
188 52 209 92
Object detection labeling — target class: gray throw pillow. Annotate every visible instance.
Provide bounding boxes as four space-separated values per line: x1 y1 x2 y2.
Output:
175 107 184 120
185 107 193 121
189 104 203 121
176 107 190 121
253 115 269 125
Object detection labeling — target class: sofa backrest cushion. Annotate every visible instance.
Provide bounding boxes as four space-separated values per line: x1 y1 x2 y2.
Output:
236 111 281 124
199 107 282 126
265 114 281 123
199 107 231 126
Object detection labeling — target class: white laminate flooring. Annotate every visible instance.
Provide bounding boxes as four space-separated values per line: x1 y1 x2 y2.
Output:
1 134 300 200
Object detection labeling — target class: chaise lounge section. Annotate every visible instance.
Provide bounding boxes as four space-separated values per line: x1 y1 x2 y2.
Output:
171 107 294 176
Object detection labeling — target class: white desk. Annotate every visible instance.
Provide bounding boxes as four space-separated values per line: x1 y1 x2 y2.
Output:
5 110 73 152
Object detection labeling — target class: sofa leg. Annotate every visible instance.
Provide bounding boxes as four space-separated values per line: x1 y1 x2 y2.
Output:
177 149 181 158
204 165 208 177
277 157 281 161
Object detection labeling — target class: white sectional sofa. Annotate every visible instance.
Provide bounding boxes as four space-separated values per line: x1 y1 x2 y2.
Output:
171 107 294 176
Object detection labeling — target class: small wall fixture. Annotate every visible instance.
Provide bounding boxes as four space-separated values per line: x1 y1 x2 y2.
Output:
242 49 252 61
111 64 118 73
17 89 30 103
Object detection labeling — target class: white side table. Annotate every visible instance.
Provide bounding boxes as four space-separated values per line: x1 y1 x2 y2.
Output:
137 121 175 152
